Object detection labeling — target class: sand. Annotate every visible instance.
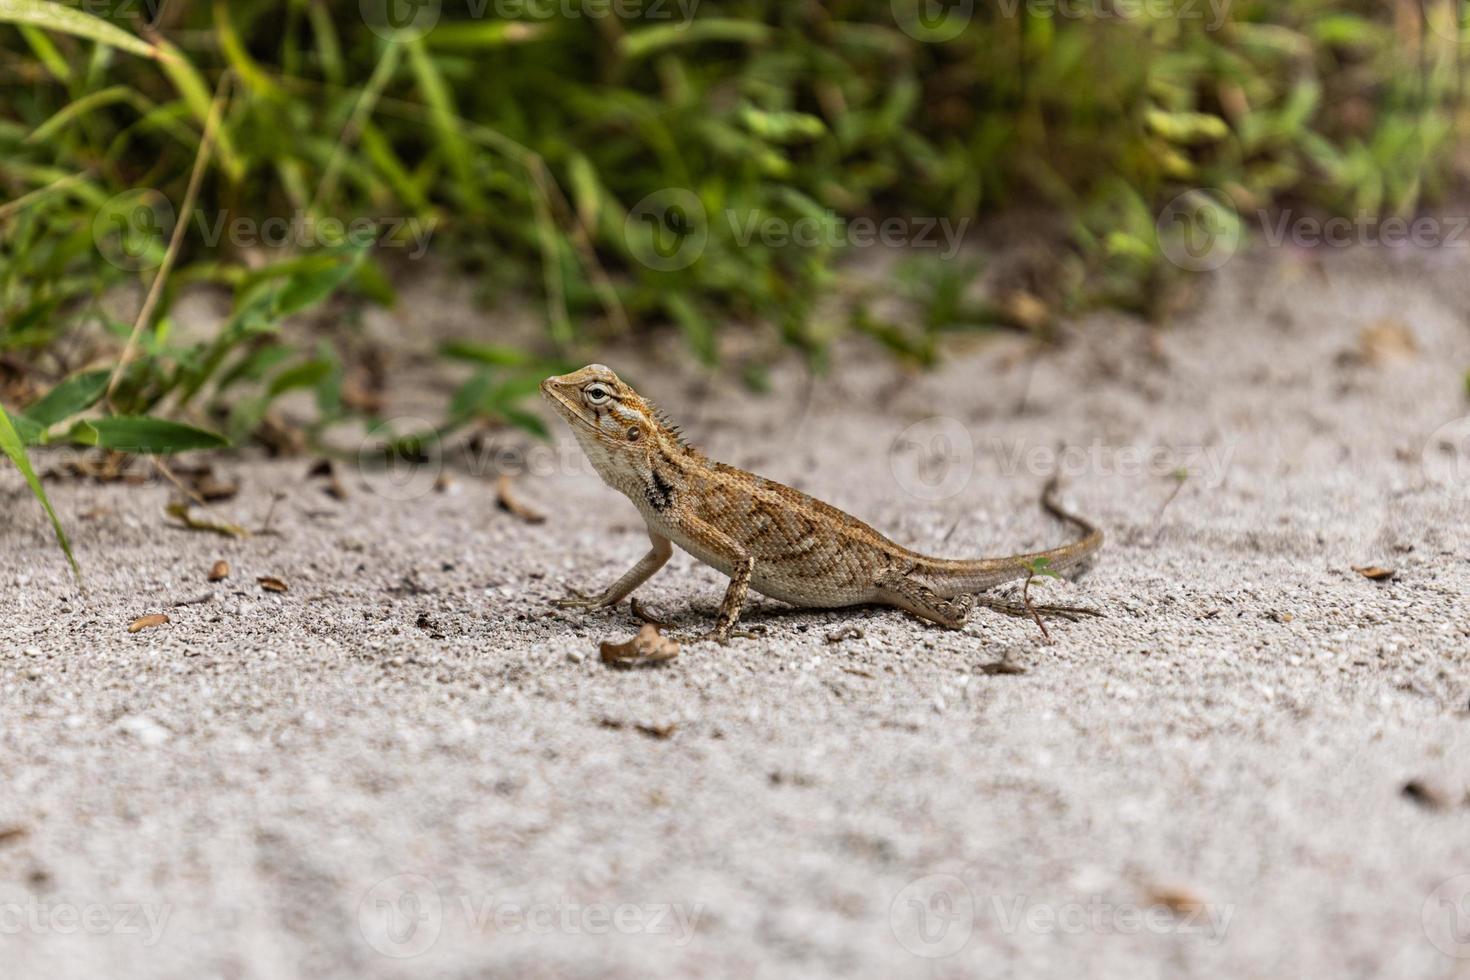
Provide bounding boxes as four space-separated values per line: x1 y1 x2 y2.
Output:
2 243 1469 978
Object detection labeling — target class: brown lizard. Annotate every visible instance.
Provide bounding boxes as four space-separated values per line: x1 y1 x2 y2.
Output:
542 364 1102 643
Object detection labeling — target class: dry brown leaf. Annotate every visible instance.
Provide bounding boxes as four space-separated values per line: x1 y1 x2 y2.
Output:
0 826 27 846
323 476 348 501
1401 780 1450 811
192 471 239 502
599 717 678 739
979 660 1028 675
258 576 289 593
1352 565 1395 581
496 474 546 524
165 502 249 539
1146 886 1205 916
208 560 230 582
1357 319 1417 364
128 614 170 634
599 623 680 667
1001 290 1051 332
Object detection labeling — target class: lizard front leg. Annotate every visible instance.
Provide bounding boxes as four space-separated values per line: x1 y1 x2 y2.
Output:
674 513 756 644
552 529 672 609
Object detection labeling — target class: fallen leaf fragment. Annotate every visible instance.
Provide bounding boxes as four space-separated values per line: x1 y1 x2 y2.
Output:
258 576 289 593
128 614 170 633
979 660 1028 675
825 626 864 644
208 560 230 582
599 623 680 667
1401 779 1450 811
497 474 546 524
0 826 27 846
1357 319 1417 364
165 502 249 538
599 717 678 739
1146 886 1205 916
1352 565 1395 581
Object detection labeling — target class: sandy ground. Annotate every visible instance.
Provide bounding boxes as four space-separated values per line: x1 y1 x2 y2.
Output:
3 244 1470 979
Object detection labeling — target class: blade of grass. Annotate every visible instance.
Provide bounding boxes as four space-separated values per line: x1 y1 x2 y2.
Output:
0 0 161 60
107 70 232 406
0 402 79 580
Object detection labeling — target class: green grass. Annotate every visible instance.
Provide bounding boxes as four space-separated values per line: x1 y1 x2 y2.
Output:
1 0 1468 574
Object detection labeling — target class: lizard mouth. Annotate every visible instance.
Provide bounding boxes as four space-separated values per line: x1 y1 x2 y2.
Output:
540 376 593 429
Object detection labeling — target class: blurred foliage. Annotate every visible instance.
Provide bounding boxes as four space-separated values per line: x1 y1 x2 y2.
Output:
1 0 1468 568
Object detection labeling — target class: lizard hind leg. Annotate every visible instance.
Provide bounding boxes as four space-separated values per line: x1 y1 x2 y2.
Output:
877 572 976 630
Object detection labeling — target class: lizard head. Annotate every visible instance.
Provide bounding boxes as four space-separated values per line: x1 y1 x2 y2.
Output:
541 364 686 488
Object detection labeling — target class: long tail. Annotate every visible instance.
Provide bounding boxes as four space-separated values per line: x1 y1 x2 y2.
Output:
919 476 1104 597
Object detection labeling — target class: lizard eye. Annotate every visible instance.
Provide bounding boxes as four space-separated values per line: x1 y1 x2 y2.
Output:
626 426 641 442
583 384 611 405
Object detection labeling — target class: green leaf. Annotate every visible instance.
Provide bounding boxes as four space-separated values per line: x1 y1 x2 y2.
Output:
439 341 537 367
620 19 771 60
423 20 549 48
0 0 160 60
267 359 333 398
71 417 229 454
0 401 79 579
22 369 109 430
273 247 365 317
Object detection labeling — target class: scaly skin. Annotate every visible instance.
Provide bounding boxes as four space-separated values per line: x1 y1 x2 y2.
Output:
542 364 1103 643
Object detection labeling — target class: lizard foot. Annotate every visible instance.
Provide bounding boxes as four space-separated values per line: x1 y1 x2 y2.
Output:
551 589 611 610
977 596 1104 622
